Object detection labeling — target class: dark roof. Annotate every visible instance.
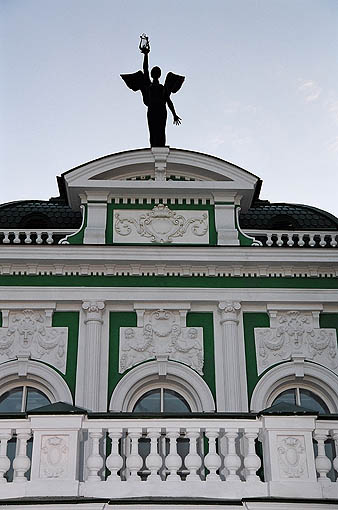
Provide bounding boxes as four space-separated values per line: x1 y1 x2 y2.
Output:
0 199 82 229
0 197 338 231
239 201 338 231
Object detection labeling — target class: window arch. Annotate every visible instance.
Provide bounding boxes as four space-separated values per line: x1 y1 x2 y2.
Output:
250 362 338 413
270 385 330 414
0 360 73 407
110 360 215 412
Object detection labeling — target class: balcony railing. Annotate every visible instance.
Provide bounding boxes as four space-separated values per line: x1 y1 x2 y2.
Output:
245 230 338 248
0 229 75 245
0 412 337 500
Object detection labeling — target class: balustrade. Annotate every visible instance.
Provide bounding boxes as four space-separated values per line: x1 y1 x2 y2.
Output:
244 230 338 248
0 416 336 499
0 229 74 245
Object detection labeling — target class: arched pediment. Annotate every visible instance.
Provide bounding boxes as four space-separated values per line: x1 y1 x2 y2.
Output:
61 148 261 211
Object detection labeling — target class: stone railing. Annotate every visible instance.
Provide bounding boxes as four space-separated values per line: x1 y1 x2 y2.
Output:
0 413 337 500
0 229 75 245
245 230 338 248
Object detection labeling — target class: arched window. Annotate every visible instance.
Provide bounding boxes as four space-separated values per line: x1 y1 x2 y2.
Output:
0 384 51 413
271 387 329 414
133 387 191 413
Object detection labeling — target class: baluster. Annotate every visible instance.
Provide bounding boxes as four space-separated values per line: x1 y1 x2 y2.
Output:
13 429 31 483
24 232 32 244
165 428 181 481
13 232 21 244
145 427 162 480
106 429 123 481
331 430 338 477
0 430 11 483
3 232 10 244
276 234 283 247
243 429 261 482
224 429 241 481
286 234 294 247
309 234 316 247
266 234 273 247
46 232 54 244
298 234 305 247
86 429 103 482
36 232 43 244
330 235 337 247
126 428 142 480
314 430 331 484
185 428 202 481
204 428 221 481
319 235 327 247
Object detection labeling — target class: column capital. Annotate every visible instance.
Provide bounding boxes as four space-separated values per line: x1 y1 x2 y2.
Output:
218 301 241 322
82 301 105 321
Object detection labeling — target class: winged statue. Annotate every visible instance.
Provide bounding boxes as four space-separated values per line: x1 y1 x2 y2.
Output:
121 34 185 147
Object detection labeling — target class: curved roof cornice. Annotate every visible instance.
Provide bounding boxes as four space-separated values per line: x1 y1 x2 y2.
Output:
61 147 261 210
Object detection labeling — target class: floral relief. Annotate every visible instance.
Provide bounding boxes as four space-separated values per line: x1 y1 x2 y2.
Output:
0 310 68 373
119 309 203 373
254 311 337 375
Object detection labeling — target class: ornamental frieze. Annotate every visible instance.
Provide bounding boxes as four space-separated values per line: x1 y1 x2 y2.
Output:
0 309 68 373
113 204 209 244
254 310 337 375
119 308 203 373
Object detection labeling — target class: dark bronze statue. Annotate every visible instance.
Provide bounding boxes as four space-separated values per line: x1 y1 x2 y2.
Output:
121 34 185 147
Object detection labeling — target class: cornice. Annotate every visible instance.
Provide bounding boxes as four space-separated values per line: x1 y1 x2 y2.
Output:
0 246 337 278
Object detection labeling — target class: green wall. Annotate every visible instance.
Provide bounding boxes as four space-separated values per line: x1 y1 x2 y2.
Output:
243 312 270 402
52 311 79 398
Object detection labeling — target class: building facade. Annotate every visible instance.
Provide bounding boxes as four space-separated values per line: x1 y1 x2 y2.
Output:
0 147 337 510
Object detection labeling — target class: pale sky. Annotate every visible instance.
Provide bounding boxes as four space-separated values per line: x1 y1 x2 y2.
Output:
1 0 338 217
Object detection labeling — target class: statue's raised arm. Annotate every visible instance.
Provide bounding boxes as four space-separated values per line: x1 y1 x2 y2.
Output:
120 34 185 147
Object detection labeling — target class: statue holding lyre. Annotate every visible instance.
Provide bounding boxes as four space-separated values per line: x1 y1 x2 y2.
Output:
121 34 185 147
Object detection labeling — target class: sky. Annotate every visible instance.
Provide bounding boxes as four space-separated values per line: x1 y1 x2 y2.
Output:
1 0 338 217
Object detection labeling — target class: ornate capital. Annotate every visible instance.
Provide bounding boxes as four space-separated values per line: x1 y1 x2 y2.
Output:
82 301 105 322
218 301 241 323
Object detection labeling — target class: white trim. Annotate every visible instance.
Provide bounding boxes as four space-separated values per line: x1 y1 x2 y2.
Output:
250 361 338 413
0 360 73 405
109 360 215 412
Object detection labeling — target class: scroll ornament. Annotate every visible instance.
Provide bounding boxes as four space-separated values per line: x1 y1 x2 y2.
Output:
114 204 208 244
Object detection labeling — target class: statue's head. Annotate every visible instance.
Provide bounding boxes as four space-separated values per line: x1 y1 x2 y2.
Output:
151 66 161 80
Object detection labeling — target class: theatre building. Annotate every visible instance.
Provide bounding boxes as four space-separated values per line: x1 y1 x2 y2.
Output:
0 147 337 510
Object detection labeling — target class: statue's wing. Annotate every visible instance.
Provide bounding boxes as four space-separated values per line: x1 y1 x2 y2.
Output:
164 72 185 94
120 71 149 106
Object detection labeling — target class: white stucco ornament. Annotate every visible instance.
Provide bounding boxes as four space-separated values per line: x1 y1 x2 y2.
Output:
254 310 337 375
0 309 68 373
113 204 209 244
119 309 203 373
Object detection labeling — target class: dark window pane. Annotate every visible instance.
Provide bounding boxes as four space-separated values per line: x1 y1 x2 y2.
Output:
299 389 329 414
163 389 191 413
272 389 296 408
26 388 50 411
0 388 23 413
133 389 161 413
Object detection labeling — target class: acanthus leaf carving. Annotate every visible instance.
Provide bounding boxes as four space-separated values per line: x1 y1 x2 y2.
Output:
254 311 338 375
114 204 209 244
119 309 204 374
0 310 68 373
